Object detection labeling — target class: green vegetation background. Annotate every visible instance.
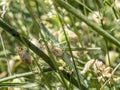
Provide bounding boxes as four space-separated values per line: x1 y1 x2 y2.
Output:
0 0 120 90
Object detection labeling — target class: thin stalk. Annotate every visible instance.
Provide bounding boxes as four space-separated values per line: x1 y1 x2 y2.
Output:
82 0 87 15
80 0 92 47
0 82 31 87
0 71 38 82
0 68 52 82
66 47 101 51
58 13 82 89
104 1 119 19
100 15 111 66
75 0 93 13
34 0 41 17
0 33 11 76
56 71 69 90
32 55 52 89
68 13 83 46
105 39 111 66
112 7 119 19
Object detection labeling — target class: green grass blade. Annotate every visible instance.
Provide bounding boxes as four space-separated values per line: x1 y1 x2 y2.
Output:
0 82 38 88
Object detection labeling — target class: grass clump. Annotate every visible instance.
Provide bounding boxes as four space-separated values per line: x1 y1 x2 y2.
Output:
0 0 120 90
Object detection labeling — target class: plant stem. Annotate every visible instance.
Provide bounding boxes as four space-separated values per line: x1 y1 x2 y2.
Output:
0 33 12 76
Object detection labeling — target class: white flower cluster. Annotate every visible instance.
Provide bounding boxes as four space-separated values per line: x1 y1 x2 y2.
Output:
81 59 113 82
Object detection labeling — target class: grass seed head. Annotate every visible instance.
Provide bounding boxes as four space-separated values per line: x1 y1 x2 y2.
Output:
66 29 78 43
51 47 63 58
17 46 31 65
